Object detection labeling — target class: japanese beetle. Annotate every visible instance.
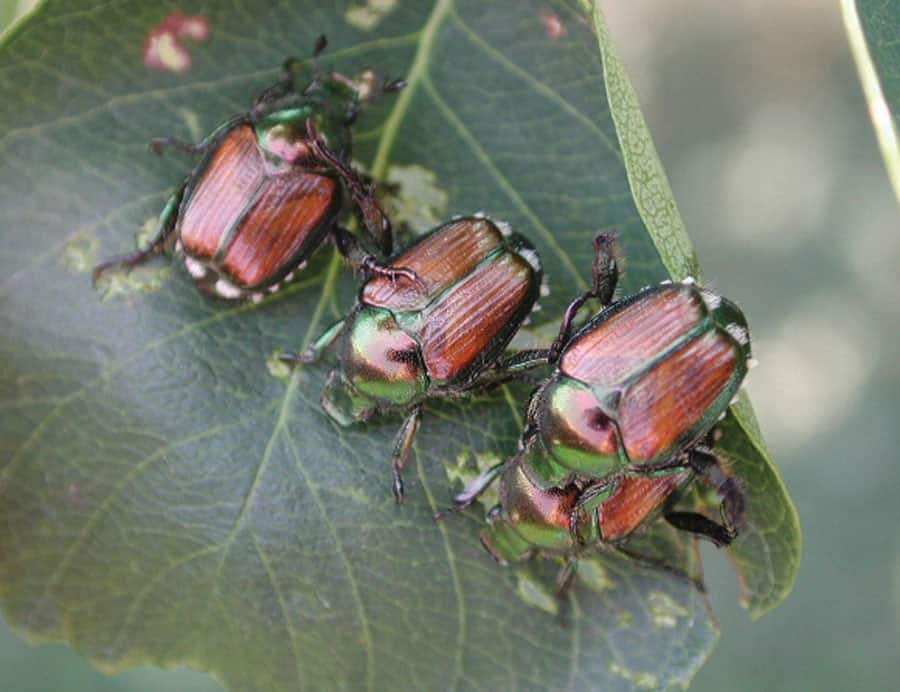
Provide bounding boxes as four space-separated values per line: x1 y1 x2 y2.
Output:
477 445 745 595
482 233 752 490
93 36 408 301
442 232 753 589
283 215 543 502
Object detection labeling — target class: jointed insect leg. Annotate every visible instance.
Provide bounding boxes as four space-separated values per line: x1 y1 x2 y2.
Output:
92 187 184 284
391 406 422 503
280 318 346 366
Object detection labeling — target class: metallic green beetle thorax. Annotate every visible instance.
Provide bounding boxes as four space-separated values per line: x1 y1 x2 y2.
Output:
254 107 315 165
533 376 622 483
255 103 352 168
322 306 429 425
482 462 602 562
532 283 753 477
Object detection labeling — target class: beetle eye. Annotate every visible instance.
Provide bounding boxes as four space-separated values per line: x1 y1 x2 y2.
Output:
387 347 418 365
589 409 612 430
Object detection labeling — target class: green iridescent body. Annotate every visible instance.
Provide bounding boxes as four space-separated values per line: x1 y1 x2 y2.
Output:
296 216 543 501
320 306 429 424
447 235 752 596
93 38 396 300
523 282 752 490
253 77 355 166
481 460 697 564
476 451 742 597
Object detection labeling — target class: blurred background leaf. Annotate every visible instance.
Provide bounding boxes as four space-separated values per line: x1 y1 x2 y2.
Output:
0 1 810 690
603 2 900 690
842 0 900 200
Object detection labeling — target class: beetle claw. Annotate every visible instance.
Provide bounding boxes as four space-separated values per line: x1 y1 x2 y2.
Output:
361 258 425 292
279 350 316 366
388 265 426 291
568 512 584 546
433 506 456 521
91 248 162 286
392 471 405 504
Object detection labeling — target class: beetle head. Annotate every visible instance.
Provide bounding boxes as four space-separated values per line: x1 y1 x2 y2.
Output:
320 308 428 426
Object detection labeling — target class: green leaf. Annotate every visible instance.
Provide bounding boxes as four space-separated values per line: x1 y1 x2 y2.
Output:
715 394 802 617
578 0 801 619
843 0 900 200
0 1 799 689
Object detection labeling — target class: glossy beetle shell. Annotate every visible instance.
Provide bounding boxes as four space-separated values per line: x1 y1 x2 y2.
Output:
93 57 380 301
179 123 341 294
598 472 691 542
323 217 542 424
480 460 692 563
480 461 580 563
362 217 541 382
526 282 750 488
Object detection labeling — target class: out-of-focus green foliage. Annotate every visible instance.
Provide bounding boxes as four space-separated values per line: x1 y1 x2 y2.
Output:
844 0 900 199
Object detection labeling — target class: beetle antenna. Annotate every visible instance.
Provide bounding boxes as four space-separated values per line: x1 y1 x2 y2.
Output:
591 230 620 304
547 230 620 362
313 34 328 57
349 70 407 108
311 34 327 80
295 35 328 96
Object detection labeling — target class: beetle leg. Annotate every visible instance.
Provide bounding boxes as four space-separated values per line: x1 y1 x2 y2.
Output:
253 76 295 111
280 318 346 366
633 447 745 547
493 348 553 374
149 137 207 156
590 232 620 305
486 504 504 523
479 507 537 565
391 406 422 504
457 349 552 394
150 116 247 158
435 459 507 519
685 448 747 535
331 226 423 290
479 530 510 565
548 233 621 361
626 455 691 477
381 77 407 94
568 475 620 546
663 511 735 548
549 292 592 361
305 118 394 254
92 187 183 285
359 256 423 289
555 557 579 599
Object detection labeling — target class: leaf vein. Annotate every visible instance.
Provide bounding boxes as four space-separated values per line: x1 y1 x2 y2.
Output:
412 443 470 691
448 10 623 163
283 426 375 692
0 33 421 152
422 76 587 291
252 532 306 691
24 413 263 630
